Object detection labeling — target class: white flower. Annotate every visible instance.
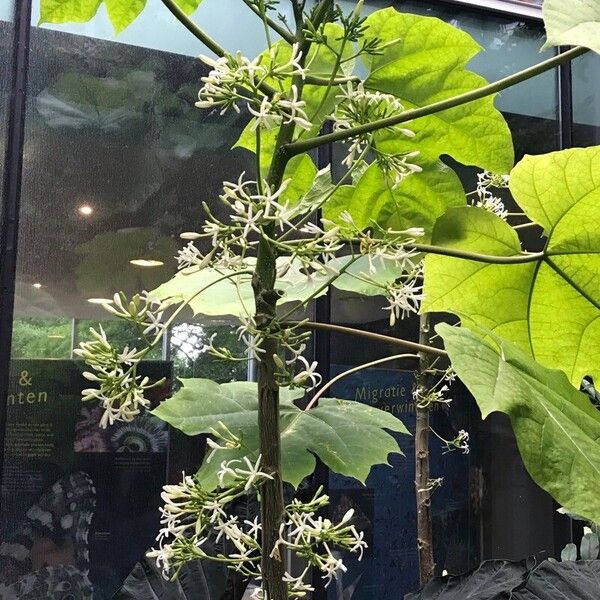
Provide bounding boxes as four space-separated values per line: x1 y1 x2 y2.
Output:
476 192 508 220
242 334 266 362
292 356 322 390
333 81 414 168
320 551 347 587
235 455 274 491
217 455 273 491
269 42 307 80
248 96 282 130
383 279 424 326
278 85 312 130
473 170 510 220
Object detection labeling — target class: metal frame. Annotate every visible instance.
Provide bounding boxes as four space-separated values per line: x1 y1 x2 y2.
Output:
441 0 542 20
0 0 32 497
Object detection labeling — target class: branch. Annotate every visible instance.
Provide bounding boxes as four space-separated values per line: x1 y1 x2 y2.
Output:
283 45 589 157
159 0 276 98
160 0 227 56
288 321 448 357
240 0 296 43
305 74 361 86
304 353 419 411
411 244 544 265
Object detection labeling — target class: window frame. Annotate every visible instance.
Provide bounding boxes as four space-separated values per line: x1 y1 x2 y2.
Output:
440 0 542 20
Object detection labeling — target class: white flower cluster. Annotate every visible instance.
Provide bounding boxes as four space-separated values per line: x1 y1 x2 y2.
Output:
275 489 367 587
148 456 270 579
332 82 421 186
177 174 299 275
196 44 312 131
432 428 470 455
473 170 510 220
75 293 168 427
382 276 424 327
412 383 452 410
148 462 366 598
249 85 312 131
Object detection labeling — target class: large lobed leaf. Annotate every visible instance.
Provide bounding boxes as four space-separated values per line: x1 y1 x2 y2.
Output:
324 8 514 239
438 324 600 526
153 379 409 489
542 0 600 55
362 8 514 174
39 0 203 32
423 146 600 386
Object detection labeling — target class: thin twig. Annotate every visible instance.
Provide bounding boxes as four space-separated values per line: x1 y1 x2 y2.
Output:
305 352 419 411
288 321 448 357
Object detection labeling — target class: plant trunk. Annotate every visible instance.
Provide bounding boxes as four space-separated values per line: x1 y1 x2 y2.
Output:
253 235 288 600
415 312 435 585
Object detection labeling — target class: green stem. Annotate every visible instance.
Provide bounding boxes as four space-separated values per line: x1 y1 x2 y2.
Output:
288 321 448 357
160 0 227 56
412 244 544 265
305 353 419 411
305 74 361 86
513 221 539 230
241 0 296 43
283 46 589 157
309 35 348 122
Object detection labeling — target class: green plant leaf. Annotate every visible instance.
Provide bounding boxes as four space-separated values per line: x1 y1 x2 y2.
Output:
104 0 146 32
152 379 409 488
542 0 600 54
323 160 465 241
150 254 404 317
40 0 103 24
423 145 600 385
39 0 203 30
362 8 514 173
175 0 203 16
438 324 600 525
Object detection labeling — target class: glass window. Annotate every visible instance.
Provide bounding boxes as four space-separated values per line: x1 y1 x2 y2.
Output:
573 52 600 146
1 5 253 598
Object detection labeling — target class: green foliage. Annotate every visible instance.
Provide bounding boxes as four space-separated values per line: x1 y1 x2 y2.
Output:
152 379 409 488
438 324 600 526
151 255 405 317
39 0 203 32
323 160 465 242
362 8 514 173
423 146 600 386
11 318 72 359
324 7 515 238
542 0 600 55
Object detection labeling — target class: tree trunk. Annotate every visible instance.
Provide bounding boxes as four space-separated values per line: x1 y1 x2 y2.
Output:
415 312 435 585
253 237 288 600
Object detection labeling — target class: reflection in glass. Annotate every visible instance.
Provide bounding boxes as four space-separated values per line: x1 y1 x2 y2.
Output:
2 6 253 598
